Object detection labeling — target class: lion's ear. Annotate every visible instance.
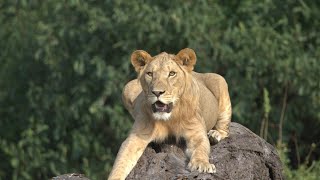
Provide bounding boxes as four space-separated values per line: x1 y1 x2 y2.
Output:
175 48 197 72
131 50 152 73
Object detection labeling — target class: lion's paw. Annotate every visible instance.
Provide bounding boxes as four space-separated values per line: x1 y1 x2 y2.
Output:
188 160 216 173
208 130 222 144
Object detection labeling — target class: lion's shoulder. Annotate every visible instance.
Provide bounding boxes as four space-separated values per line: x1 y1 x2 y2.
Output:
122 79 142 114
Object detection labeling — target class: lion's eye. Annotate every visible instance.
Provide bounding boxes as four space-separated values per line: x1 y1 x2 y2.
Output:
146 72 153 77
169 71 176 77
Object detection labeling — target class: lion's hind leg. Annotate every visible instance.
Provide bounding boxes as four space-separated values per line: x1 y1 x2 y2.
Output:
208 102 231 144
208 130 222 144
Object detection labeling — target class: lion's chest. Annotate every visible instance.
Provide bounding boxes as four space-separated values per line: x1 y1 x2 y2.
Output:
152 118 196 142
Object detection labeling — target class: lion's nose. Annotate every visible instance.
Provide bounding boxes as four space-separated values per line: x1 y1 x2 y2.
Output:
152 90 165 97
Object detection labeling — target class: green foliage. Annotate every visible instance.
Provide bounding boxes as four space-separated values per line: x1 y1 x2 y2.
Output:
0 0 319 179
278 144 320 180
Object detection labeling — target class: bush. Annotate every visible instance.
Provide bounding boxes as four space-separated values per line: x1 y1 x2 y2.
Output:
278 144 320 180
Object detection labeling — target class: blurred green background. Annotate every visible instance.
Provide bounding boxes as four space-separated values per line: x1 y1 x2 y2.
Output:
0 0 319 179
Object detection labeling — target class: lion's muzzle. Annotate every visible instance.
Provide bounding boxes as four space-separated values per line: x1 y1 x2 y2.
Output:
152 101 173 113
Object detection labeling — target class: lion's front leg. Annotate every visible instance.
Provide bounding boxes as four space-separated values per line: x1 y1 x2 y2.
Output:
185 127 216 173
108 133 151 180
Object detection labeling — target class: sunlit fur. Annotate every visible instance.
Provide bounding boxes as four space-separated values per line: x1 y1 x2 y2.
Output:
108 48 232 180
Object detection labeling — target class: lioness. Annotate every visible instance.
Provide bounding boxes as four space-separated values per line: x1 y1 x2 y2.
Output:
108 48 232 180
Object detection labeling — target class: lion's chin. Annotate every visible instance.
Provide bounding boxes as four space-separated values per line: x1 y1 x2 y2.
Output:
152 112 172 121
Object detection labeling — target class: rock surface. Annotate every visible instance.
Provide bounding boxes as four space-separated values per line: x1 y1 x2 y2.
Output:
126 122 283 180
51 173 90 180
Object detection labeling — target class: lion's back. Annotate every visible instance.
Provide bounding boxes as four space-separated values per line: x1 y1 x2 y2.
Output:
192 72 228 131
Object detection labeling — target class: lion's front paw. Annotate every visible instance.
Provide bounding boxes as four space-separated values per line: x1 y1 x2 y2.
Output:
188 160 216 173
208 130 222 144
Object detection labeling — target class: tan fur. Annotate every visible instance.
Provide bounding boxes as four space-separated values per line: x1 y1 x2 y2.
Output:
108 48 232 180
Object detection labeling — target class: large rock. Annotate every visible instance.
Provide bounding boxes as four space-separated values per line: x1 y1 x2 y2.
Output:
127 122 283 180
51 173 90 180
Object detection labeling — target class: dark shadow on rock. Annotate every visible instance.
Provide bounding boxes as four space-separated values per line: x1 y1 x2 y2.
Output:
127 122 283 180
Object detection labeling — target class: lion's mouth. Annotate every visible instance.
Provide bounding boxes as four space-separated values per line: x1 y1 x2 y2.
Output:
152 101 173 113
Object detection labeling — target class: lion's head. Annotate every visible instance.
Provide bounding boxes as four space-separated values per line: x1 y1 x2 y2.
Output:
130 48 197 121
